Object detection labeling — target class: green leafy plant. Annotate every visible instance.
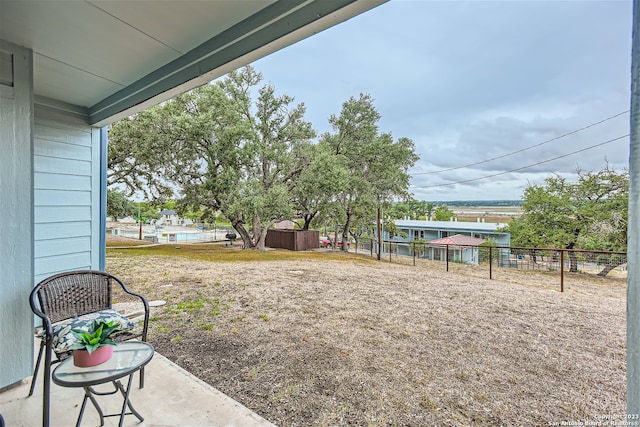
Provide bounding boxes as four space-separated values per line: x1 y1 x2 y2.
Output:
70 319 121 354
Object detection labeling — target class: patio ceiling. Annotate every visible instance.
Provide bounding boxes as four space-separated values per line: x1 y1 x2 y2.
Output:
0 0 386 126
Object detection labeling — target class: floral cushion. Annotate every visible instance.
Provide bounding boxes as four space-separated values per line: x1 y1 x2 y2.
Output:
38 309 137 354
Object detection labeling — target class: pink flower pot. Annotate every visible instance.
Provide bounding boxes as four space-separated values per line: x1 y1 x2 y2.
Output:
73 346 114 367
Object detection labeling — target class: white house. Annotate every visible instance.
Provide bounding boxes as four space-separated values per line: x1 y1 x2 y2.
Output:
156 209 194 227
0 0 387 399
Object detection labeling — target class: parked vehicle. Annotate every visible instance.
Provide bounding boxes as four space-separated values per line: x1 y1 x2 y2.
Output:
322 238 350 249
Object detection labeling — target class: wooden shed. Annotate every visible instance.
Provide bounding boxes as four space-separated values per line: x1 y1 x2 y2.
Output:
266 229 319 251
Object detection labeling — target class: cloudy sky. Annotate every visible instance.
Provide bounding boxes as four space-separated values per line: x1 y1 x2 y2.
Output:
253 0 632 201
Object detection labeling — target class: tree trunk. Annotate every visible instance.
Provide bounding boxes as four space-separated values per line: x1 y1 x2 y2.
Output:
597 256 627 277
349 231 359 251
568 251 578 273
252 216 265 250
255 228 268 250
341 212 352 252
253 217 277 250
232 220 254 249
566 237 579 273
302 212 316 231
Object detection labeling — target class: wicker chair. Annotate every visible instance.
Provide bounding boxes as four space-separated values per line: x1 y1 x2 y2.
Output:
28 270 149 427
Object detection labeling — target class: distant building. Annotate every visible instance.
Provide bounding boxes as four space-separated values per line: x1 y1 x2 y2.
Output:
156 209 194 226
425 234 486 264
389 219 510 244
116 216 137 224
385 219 511 264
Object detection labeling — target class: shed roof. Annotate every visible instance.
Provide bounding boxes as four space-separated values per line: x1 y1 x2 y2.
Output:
428 234 487 247
274 220 296 229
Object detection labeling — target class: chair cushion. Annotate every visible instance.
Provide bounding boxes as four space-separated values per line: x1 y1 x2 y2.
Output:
37 309 137 354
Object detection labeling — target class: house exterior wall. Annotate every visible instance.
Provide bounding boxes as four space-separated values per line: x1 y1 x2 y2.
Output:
33 107 101 282
387 220 511 264
0 41 34 389
0 40 103 389
156 211 194 226
426 247 478 264
390 220 511 246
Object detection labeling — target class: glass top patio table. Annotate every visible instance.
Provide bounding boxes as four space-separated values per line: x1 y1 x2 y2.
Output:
52 341 154 387
51 342 154 427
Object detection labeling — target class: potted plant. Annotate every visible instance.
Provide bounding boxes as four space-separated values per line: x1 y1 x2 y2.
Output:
70 319 121 367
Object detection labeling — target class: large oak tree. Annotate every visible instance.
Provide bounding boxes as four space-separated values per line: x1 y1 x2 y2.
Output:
507 167 628 276
108 66 315 249
109 72 419 252
319 94 418 250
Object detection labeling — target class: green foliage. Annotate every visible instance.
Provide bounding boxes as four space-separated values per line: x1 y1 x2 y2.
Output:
134 201 161 224
109 66 315 250
508 167 628 251
107 109 176 201
107 189 135 219
319 94 419 249
108 69 419 250
478 240 499 263
70 319 121 354
387 200 430 221
292 144 348 230
434 205 455 221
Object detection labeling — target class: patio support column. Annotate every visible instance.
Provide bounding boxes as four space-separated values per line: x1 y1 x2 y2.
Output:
99 126 108 271
628 0 640 413
0 40 34 390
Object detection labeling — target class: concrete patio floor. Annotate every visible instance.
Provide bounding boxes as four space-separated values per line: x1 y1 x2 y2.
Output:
0 350 276 427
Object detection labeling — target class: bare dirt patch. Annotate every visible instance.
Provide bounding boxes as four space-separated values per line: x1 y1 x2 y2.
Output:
106 247 626 426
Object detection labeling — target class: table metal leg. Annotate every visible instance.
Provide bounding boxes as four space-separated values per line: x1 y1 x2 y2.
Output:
79 387 105 427
75 374 143 427
114 374 144 427
75 392 88 427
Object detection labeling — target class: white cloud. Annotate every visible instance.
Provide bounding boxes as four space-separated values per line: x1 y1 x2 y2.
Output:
254 0 632 201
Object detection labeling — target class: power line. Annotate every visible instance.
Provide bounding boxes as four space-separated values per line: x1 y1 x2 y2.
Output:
410 134 629 189
411 110 630 176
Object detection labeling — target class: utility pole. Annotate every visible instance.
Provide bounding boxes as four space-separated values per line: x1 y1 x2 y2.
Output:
138 201 142 240
629 0 640 413
377 206 381 260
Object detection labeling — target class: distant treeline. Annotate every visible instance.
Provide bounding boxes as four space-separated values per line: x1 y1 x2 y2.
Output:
430 200 523 207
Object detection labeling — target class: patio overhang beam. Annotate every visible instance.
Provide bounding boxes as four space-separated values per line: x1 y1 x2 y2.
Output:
89 0 386 127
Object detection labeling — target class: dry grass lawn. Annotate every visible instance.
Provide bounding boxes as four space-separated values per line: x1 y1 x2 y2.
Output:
106 239 626 426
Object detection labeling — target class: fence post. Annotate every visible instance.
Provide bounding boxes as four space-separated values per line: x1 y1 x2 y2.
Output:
489 246 493 280
390 241 392 262
560 250 564 292
446 244 449 272
413 242 416 266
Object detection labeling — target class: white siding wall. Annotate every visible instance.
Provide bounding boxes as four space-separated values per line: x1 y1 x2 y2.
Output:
34 107 101 282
